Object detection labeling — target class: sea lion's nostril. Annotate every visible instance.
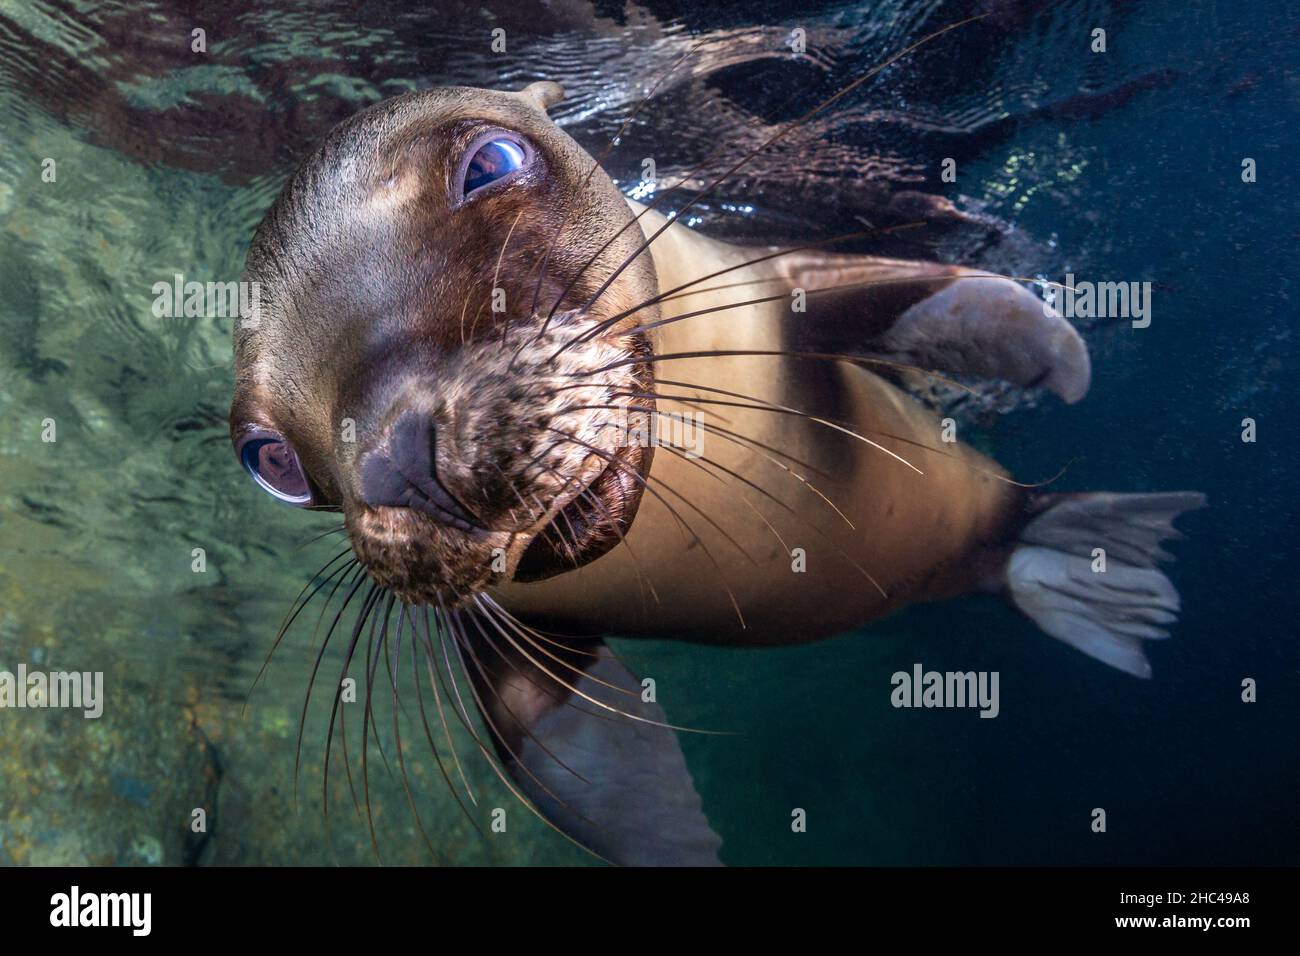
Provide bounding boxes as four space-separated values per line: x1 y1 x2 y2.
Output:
357 410 481 530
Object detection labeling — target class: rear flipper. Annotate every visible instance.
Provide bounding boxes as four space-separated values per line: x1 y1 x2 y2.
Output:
1006 492 1207 678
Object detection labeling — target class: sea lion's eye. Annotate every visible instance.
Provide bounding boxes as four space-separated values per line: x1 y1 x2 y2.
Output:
457 134 529 201
235 428 313 506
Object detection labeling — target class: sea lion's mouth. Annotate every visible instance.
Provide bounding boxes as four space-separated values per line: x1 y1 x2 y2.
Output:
513 437 649 582
343 435 647 603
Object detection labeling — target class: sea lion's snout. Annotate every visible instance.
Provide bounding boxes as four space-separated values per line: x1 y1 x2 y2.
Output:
331 319 651 604
355 409 482 532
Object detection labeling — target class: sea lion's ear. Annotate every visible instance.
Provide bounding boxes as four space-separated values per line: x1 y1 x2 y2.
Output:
460 630 723 865
518 81 566 114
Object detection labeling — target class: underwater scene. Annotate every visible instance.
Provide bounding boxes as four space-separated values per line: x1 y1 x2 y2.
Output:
0 0 1296 870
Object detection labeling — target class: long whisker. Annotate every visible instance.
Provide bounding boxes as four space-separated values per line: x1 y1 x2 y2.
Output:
384 603 443 862
360 592 395 779
406 612 483 835
306 561 369 654
359 588 398 858
570 365 925 475
458 606 606 764
653 440 888 598
472 595 728 736
647 379 1071 489
420 606 477 807
292 524 348 551
528 36 719 334
243 549 354 712
625 272 1075 344
549 425 764 568
566 398 855 529
443 611 602 824
471 600 627 745
420 602 616 864
477 595 609 661
472 588 640 698
475 596 677 732
323 588 385 819
293 572 370 807
558 222 926 353
681 417 854 525
546 426 751 626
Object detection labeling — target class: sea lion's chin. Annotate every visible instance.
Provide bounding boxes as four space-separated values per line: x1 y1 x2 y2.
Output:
344 506 505 606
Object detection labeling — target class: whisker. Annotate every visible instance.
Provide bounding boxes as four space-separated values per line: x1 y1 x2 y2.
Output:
324 589 383 822
566 397 854 528
443 610 601 824
680 417 854 525
294 573 370 807
386 602 441 861
292 524 348 551
420 603 617 864
629 272 1071 345
406 612 483 835
459 605 608 757
419 606 478 807
476 594 687 727
307 562 369 654
572 368 925 476
472 590 640 698
649 379 1071 489
477 594 609 659
468 592 728 735
358 586 397 858
655 440 888 598
362 596 398 779
546 426 750 626
436 597 482 734
558 222 926 353
527 36 719 345
323 582 387 822
243 549 354 713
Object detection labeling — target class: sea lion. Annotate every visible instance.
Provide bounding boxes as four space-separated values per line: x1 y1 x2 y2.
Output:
230 81 1203 865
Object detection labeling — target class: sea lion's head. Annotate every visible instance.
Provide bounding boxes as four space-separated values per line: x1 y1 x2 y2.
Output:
229 83 657 605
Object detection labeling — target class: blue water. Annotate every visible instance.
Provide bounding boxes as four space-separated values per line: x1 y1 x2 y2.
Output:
0 0 1294 865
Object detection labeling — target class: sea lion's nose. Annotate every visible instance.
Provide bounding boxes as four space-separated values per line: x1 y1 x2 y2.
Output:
357 409 481 530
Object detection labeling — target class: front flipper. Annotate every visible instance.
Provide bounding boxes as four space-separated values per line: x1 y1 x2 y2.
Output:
460 625 722 866
778 251 1091 403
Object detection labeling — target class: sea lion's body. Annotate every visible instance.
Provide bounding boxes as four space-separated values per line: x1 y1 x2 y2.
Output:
498 202 1020 644
230 82 1203 865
